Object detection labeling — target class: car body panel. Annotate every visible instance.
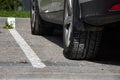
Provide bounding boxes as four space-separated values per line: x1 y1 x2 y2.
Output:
37 0 64 24
38 0 64 13
37 0 120 25
51 0 64 12
80 0 120 17
38 0 52 13
80 0 120 25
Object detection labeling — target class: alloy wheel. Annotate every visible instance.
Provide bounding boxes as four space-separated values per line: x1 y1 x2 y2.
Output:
31 0 36 30
64 0 73 47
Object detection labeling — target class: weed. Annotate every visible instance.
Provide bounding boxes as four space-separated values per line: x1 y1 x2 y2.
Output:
4 22 13 29
19 61 28 64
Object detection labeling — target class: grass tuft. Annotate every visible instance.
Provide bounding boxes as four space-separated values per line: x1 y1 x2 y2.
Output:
4 22 13 29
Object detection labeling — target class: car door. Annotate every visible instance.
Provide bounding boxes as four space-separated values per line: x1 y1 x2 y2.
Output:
38 0 64 13
49 0 64 24
51 0 64 12
37 0 53 13
37 0 64 24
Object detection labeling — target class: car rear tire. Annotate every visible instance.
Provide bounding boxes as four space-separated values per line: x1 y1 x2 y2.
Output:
63 0 102 59
30 0 54 35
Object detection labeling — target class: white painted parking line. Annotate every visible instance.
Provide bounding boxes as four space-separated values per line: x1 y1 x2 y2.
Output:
9 29 46 68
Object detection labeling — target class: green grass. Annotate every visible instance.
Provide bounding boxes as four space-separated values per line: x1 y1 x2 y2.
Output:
0 11 30 18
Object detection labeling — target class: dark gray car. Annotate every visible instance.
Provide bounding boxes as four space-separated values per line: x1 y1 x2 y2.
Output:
30 0 120 59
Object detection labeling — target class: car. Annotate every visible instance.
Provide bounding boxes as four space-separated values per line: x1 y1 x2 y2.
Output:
30 0 120 60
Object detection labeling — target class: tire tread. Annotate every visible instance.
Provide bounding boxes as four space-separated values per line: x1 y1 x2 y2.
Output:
64 30 102 60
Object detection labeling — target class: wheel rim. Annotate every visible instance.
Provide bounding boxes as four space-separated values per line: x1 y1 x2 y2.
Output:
64 0 73 47
31 0 36 29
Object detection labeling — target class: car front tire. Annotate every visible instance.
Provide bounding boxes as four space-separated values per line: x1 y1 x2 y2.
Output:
30 0 54 35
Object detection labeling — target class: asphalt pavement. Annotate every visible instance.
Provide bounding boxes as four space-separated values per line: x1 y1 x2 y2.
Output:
0 17 120 80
